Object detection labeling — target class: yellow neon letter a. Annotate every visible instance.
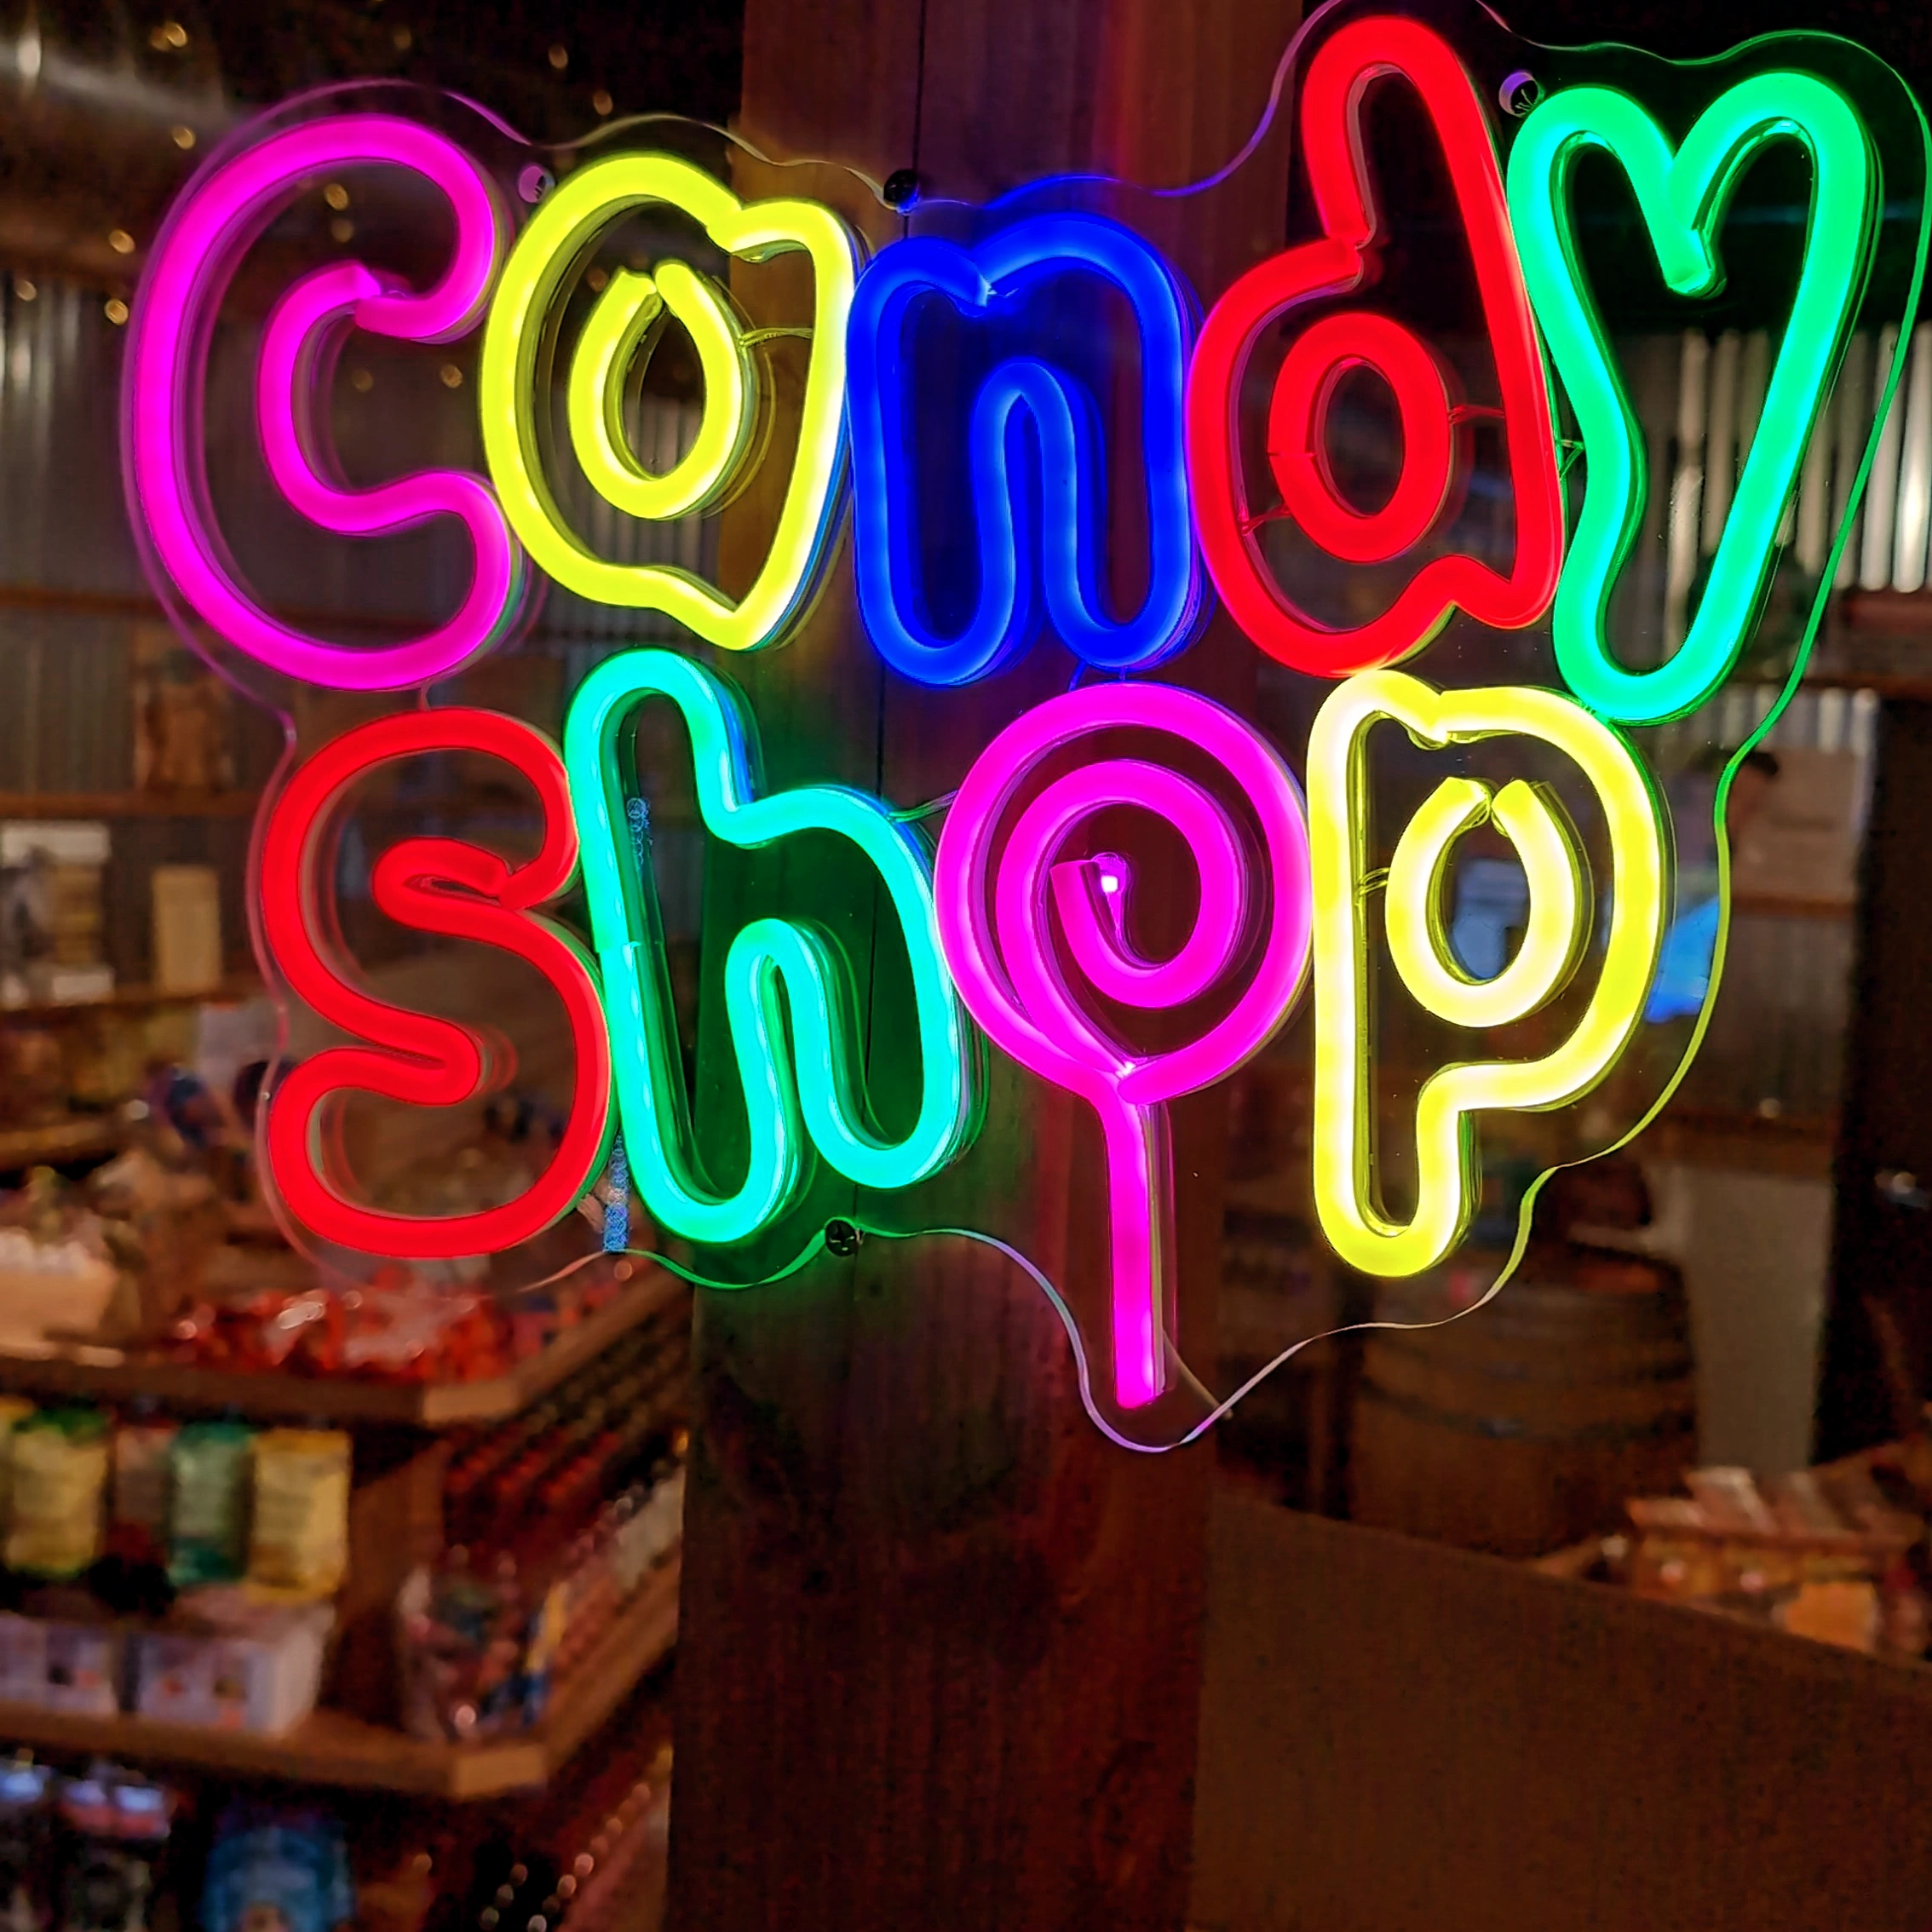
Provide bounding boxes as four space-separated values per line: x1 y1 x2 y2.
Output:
480 153 859 651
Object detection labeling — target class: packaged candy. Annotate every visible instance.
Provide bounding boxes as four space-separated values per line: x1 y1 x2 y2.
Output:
248 1431 351 1599
169 1420 253 1587
0 1395 36 1532
0 1760 54 1932
0 1613 44 1705
55 1768 174 1932
200 1803 354 1932
8 1410 108 1578
108 1418 177 1568
134 1592 332 1735
43 1624 119 1716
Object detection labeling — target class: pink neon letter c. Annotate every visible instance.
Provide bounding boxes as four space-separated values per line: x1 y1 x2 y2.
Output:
125 114 520 691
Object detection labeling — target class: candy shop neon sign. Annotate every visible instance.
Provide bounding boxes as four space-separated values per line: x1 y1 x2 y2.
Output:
121 8 1921 1419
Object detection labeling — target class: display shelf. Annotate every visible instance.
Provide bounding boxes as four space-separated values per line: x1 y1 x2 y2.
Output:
0 791 261 819
0 1554 681 1797
1730 892 1855 921
0 1261 688 1427
0 1116 122 1169
0 975 262 1021
1644 1105 1837 1181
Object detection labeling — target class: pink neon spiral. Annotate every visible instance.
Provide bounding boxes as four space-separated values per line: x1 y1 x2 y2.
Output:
125 114 518 691
935 682 1314 1411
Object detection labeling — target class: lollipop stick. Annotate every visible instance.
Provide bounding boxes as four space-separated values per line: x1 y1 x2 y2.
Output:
1098 1092 1172 1409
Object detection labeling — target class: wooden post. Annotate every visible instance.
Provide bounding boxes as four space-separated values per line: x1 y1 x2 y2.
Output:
666 5 1298 1925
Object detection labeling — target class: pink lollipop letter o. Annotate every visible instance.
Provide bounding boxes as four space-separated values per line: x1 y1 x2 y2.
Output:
935 682 1314 1410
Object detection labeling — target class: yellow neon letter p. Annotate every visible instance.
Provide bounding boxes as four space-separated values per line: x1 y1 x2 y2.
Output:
1308 670 1668 1278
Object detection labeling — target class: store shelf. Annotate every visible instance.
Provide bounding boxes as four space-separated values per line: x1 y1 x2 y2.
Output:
0 1261 688 1427
0 975 261 1022
0 791 261 819
1644 1105 1837 1181
1731 892 1855 922
0 1116 121 1168
0 1555 681 1797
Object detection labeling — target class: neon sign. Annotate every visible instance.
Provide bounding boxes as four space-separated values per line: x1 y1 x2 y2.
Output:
1306 671 1667 1278
128 116 521 691
564 649 977 1247
118 8 1928 1443
1508 72 1879 723
934 683 1313 1408
479 152 860 652
259 710 614 1255
848 214 1202 686
1185 14 1566 678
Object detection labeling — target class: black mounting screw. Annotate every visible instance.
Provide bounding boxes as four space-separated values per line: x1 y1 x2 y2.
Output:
824 1217 863 1257
518 164 555 204
1499 71 1543 118
883 168 921 210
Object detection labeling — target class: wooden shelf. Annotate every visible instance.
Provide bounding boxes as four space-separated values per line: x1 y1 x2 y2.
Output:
0 1262 688 1428
0 1117 121 1169
0 1555 680 1798
1642 1105 1837 1181
0 975 261 1022
0 791 261 819
1731 892 1855 921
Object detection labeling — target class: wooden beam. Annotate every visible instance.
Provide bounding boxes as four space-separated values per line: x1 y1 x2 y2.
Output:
665 3 1299 1926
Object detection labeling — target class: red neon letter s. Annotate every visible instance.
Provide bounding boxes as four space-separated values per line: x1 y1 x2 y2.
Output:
260 710 614 1258
1185 14 1564 676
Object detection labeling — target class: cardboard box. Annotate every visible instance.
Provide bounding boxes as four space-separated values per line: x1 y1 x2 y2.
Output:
1192 1497 1932 1932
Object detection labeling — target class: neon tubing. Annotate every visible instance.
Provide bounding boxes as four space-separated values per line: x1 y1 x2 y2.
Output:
934 682 1313 1409
259 710 615 1256
1308 670 1668 1278
1185 14 1564 676
1383 777 1587 1029
1267 311 1456 566
481 153 859 651
564 648 975 1248
1509 73 1878 723
567 260 756 521
848 213 1201 685
128 114 518 690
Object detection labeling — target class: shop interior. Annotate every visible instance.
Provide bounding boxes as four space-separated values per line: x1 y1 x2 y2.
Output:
0 1 1923 1929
